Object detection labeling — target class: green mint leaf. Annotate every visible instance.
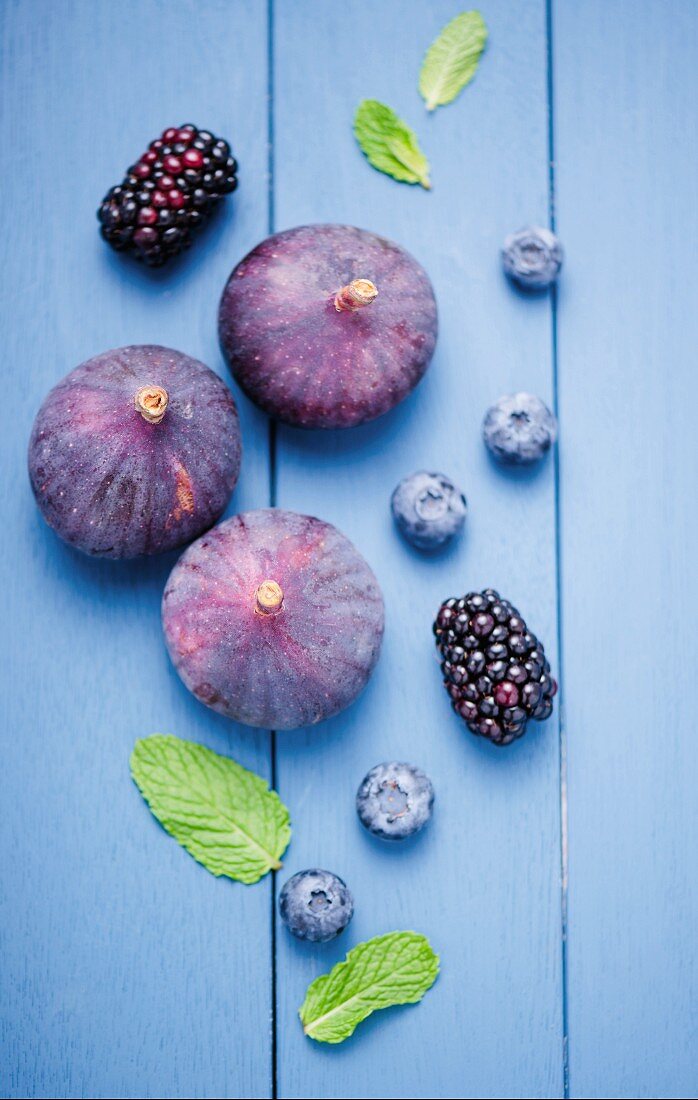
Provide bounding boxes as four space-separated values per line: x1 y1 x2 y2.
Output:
353 100 431 189
130 735 291 885
419 11 488 111
299 931 439 1044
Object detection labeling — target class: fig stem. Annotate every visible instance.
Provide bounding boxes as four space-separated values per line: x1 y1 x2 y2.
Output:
255 580 284 616
334 278 378 312
135 385 169 424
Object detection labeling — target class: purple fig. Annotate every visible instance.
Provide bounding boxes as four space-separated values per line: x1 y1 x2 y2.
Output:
218 224 438 429
162 509 385 729
28 345 241 558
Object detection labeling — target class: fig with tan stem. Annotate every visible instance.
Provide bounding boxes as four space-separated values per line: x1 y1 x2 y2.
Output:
219 224 438 429
163 509 385 729
28 345 241 558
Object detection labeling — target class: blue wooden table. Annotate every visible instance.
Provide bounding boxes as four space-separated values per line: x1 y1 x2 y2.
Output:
1 2 696 1097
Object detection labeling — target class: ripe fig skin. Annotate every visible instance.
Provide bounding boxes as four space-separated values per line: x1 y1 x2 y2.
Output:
28 345 242 559
162 509 385 729
218 224 438 429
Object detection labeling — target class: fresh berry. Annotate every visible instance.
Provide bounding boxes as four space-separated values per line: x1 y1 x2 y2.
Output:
501 226 563 289
433 589 556 746
356 762 434 840
482 393 557 465
98 124 237 266
390 471 467 551
278 869 354 942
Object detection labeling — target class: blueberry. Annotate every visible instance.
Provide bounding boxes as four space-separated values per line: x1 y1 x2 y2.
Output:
356 761 434 841
501 226 563 289
482 393 558 465
390 471 466 551
278 869 354 943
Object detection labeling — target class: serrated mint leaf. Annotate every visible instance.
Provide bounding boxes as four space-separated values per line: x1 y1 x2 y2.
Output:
299 931 439 1044
419 11 488 111
353 100 431 189
130 735 290 885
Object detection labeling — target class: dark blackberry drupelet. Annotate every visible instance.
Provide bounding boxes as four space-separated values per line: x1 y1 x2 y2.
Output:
97 125 237 266
433 589 557 746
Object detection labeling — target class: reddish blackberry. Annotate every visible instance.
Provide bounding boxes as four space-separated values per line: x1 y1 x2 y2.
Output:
433 588 557 746
97 125 237 266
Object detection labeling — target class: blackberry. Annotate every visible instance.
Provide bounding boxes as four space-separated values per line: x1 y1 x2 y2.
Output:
97 124 237 266
433 589 557 746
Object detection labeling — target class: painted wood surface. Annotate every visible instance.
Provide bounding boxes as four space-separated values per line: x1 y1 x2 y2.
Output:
0 2 273 1098
0 2 696 1099
553 3 698 1097
272 3 562 1098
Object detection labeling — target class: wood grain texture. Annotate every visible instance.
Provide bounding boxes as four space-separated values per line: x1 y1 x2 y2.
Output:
0 2 273 1097
271 3 563 1097
553 2 698 1097
3 1 696 1097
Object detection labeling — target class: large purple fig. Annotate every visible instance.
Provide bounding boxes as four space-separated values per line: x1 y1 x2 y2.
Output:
218 224 438 429
162 509 385 729
28 345 242 558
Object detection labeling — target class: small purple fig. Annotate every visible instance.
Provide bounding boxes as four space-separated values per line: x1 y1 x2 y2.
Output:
162 509 385 729
218 224 438 429
28 345 242 558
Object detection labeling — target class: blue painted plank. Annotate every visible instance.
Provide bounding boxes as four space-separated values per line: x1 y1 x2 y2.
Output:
553 2 698 1097
0 2 272 1097
271 3 563 1097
